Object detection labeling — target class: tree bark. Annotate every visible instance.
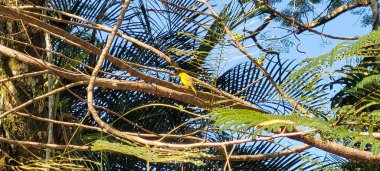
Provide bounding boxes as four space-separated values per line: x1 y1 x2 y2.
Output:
0 0 47 166
371 0 380 30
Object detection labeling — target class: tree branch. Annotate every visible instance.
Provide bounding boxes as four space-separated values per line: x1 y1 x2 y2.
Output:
0 137 91 151
244 14 280 55
0 70 48 84
0 81 85 119
302 0 371 32
259 1 360 40
292 135 380 164
0 135 310 162
85 1 131 160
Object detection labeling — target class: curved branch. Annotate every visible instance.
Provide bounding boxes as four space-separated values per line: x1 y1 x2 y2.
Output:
244 14 276 41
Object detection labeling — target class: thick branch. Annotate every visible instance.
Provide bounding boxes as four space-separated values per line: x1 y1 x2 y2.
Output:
292 135 380 164
303 0 371 32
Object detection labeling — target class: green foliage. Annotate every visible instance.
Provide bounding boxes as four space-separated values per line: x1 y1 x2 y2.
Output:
210 108 380 154
348 74 380 95
333 73 380 128
347 74 380 111
92 140 209 166
340 160 380 171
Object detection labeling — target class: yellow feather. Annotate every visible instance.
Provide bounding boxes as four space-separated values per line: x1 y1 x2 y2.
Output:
178 72 197 95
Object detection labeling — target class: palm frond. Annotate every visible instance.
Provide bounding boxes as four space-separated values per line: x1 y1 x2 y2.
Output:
217 56 328 116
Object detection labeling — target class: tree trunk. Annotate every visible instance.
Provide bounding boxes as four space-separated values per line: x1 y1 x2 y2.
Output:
371 0 379 30
0 0 47 167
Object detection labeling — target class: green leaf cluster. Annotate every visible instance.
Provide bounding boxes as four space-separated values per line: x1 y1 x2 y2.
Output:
92 140 209 166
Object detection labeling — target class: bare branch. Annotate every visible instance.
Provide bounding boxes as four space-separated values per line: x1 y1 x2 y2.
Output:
0 81 85 119
86 1 131 159
0 70 48 84
0 137 91 151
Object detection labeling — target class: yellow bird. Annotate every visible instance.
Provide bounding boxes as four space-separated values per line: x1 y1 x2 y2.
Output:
178 72 197 95
257 55 266 66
